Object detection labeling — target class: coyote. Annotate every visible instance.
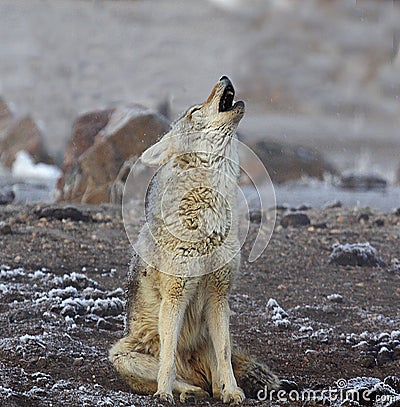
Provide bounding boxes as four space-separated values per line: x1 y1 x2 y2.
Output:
109 77 280 404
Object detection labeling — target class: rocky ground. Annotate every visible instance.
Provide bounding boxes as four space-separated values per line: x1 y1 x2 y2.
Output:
0 203 399 406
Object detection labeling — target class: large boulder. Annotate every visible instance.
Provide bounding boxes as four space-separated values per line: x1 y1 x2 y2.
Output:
61 109 114 175
0 111 52 168
251 140 337 184
58 104 169 204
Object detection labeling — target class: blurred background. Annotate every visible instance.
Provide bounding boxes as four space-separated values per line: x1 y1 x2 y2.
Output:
0 0 399 209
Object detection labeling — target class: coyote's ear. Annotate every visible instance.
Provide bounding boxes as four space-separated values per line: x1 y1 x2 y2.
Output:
141 133 174 167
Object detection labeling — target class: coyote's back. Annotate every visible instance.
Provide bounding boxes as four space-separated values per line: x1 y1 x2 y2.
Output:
109 76 280 405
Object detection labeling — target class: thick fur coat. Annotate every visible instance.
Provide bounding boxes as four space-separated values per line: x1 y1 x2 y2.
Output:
109 77 280 404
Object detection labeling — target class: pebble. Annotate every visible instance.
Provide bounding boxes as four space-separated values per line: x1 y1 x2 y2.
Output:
0 222 12 235
373 218 385 227
247 210 262 224
13 255 21 263
280 213 311 228
305 349 319 358
73 357 84 367
0 189 15 205
377 346 393 366
327 294 343 303
36 356 47 368
384 376 400 393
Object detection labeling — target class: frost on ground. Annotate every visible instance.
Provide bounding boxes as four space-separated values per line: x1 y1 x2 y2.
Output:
0 265 132 406
1 204 400 406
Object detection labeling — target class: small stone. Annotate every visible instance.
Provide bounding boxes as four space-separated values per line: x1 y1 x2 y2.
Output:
0 222 12 235
325 200 342 209
358 213 369 223
352 341 369 351
36 357 47 368
327 294 343 303
73 357 84 367
305 349 319 358
393 345 400 360
0 189 15 205
279 380 299 392
362 354 376 368
322 305 335 314
13 255 21 263
395 208 400 216
377 332 390 343
373 218 385 227
384 376 400 393
391 330 400 341
247 210 262 224
377 346 393 366
280 213 311 228
313 222 328 229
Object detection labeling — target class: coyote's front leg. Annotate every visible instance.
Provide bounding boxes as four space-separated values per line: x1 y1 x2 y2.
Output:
207 266 245 405
154 276 194 403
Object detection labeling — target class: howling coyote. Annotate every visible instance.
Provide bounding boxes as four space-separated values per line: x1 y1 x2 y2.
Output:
109 77 280 404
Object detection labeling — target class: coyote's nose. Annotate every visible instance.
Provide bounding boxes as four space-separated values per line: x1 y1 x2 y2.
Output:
220 75 231 84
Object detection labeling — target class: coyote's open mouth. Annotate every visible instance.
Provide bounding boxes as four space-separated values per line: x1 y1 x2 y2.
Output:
218 76 244 113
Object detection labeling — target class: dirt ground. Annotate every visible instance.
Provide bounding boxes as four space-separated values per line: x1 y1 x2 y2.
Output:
0 203 399 406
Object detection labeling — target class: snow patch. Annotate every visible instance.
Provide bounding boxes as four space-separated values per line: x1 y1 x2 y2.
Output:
11 151 61 181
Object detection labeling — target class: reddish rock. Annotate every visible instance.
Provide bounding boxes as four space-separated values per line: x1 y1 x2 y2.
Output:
59 105 169 204
0 115 52 168
62 109 114 173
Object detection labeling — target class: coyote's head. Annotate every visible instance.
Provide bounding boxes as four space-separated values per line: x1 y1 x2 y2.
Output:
141 76 245 166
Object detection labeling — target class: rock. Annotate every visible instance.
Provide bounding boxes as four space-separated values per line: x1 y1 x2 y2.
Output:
329 242 386 267
58 105 169 204
0 116 53 168
0 222 12 235
34 206 92 222
251 140 337 184
61 109 113 175
327 293 343 303
0 98 14 140
0 188 15 205
279 380 299 393
280 213 311 228
373 218 385 227
110 155 137 205
385 377 400 394
324 200 342 209
377 346 393 366
247 209 262 224
313 222 328 229
339 173 387 191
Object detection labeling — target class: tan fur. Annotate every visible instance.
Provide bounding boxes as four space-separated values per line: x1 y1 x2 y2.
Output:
109 77 280 404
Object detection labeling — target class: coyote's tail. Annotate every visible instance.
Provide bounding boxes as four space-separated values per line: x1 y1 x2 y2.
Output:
232 352 281 398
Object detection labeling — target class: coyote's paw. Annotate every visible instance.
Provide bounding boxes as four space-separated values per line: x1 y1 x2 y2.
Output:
221 386 245 405
179 387 209 403
154 391 174 404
